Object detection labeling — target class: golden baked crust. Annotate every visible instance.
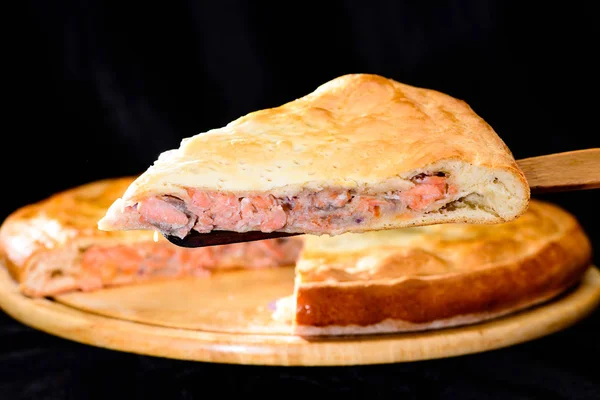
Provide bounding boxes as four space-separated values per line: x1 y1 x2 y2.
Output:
99 74 530 235
0 177 302 297
279 200 592 335
0 177 146 282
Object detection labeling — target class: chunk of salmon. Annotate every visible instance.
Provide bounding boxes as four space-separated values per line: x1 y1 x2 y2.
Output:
137 197 189 229
240 195 287 232
400 176 449 211
186 190 287 233
356 197 391 216
186 190 216 233
208 193 243 228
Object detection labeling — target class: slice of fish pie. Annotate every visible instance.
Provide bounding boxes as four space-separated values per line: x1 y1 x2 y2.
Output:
98 74 530 239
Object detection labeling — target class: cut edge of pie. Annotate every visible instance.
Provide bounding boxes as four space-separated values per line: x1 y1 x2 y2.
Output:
273 200 592 336
0 177 302 298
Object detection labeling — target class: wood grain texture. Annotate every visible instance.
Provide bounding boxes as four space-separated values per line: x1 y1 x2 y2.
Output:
1 264 599 366
518 148 600 193
57 267 297 335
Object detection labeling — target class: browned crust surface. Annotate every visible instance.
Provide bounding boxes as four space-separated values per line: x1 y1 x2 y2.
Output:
113 74 527 197
0 176 146 283
294 200 592 332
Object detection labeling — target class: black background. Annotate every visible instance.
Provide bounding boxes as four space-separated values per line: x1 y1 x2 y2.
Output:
3 1 599 398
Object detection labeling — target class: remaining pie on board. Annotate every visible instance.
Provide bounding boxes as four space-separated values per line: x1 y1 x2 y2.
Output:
273 200 591 336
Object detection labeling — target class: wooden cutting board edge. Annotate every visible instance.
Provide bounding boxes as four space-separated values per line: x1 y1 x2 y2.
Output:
1 265 599 367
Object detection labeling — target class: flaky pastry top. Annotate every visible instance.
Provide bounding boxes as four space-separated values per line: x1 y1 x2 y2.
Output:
117 74 524 202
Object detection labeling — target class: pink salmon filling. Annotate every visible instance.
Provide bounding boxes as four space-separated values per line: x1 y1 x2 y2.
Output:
74 238 302 292
126 174 458 238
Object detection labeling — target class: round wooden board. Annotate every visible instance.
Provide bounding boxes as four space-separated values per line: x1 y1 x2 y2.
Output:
1 265 599 366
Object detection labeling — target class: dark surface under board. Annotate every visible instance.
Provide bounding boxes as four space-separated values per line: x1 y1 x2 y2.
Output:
1 307 599 399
